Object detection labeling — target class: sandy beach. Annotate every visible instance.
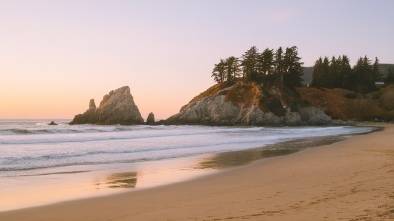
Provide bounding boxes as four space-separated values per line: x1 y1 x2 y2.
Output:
1 124 393 221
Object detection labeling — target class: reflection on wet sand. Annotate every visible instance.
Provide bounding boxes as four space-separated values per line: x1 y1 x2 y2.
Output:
105 172 138 189
198 136 346 169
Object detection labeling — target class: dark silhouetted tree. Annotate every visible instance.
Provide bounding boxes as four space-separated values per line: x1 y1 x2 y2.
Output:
311 57 323 87
372 57 383 82
212 59 226 83
385 67 394 84
224 56 241 82
352 56 377 93
310 56 331 88
241 46 259 81
274 47 284 89
282 46 304 88
341 55 353 89
257 48 274 76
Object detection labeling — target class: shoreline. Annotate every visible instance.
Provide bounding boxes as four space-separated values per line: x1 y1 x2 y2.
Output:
1 124 393 220
0 126 375 212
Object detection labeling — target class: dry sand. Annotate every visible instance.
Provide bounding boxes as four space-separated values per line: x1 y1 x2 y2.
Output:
1 124 393 221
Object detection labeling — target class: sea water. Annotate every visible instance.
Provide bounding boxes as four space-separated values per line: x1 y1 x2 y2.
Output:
0 119 374 174
0 119 375 211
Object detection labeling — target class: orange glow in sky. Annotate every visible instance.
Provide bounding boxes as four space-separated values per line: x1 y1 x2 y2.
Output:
1 1 393 120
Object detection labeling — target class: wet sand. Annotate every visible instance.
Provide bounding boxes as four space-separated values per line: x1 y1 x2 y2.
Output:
1 124 393 220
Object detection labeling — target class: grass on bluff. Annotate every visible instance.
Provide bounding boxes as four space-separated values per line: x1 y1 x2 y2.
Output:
298 85 394 121
224 82 261 107
189 80 261 107
189 83 224 104
297 87 353 120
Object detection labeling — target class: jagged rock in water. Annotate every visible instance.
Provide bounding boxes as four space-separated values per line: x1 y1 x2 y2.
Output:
146 112 155 125
70 86 144 125
48 121 58 125
165 82 335 126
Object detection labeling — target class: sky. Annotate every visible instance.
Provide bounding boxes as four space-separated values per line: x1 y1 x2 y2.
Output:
1 0 394 120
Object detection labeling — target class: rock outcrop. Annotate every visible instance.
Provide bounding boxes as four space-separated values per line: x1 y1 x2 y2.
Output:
70 86 144 125
165 81 343 126
146 112 155 125
48 121 58 125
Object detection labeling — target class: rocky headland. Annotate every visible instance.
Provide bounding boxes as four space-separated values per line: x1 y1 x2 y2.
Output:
70 86 144 125
165 81 347 126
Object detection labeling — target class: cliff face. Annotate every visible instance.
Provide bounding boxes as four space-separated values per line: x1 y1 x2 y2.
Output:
70 86 144 125
165 82 341 126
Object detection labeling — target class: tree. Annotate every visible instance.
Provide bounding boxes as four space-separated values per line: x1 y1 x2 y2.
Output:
211 45 304 89
372 57 383 82
224 56 241 82
321 57 330 88
340 55 353 89
211 59 226 83
241 46 259 81
274 47 284 89
282 46 304 88
310 57 330 88
385 67 394 84
257 48 274 76
311 57 323 87
352 56 376 93
329 56 340 88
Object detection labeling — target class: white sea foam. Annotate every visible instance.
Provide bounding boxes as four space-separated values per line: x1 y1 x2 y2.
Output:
0 120 375 175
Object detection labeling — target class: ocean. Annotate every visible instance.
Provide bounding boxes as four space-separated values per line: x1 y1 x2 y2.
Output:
0 119 375 211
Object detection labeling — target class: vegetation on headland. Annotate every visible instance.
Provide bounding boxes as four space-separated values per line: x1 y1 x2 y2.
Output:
205 46 394 122
305 56 394 121
298 86 394 121
211 46 303 89
310 56 383 94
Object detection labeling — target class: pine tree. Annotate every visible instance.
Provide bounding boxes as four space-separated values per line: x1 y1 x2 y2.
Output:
372 57 383 82
282 46 304 88
257 48 274 76
321 57 330 88
274 47 284 89
241 46 259 81
224 56 241 82
385 67 394 84
341 55 353 89
352 56 376 93
211 59 226 83
311 57 323 87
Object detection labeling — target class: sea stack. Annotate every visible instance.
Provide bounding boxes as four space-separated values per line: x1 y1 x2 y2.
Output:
48 121 58 125
146 112 155 125
70 86 144 125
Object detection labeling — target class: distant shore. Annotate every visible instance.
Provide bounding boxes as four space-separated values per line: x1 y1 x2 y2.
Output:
1 123 393 220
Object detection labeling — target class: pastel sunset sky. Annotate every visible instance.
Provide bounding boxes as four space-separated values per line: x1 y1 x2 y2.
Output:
1 0 393 120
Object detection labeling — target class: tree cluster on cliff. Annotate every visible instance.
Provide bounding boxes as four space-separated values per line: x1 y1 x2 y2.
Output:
310 56 383 93
211 46 304 89
385 66 394 84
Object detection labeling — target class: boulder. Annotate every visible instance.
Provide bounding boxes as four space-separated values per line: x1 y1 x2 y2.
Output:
48 121 58 125
299 106 332 125
70 86 144 125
